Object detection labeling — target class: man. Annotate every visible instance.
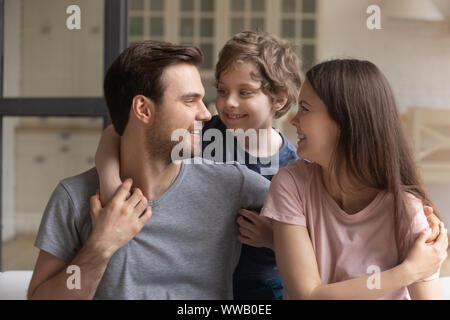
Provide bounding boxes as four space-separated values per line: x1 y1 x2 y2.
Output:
27 41 270 299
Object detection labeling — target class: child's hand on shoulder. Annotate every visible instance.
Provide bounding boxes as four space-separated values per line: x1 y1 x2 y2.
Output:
237 209 274 249
404 222 448 281
423 205 441 243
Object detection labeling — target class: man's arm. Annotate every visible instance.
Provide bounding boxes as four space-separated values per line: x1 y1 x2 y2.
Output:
28 180 152 300
28 241 113 299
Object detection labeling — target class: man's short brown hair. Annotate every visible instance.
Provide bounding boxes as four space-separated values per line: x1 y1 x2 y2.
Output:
104 40 203 135
215 31 302 119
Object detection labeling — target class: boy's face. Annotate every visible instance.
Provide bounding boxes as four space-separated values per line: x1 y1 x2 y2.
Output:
215 61 277 132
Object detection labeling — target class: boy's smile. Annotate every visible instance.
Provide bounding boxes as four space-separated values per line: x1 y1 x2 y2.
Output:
224 112 248 120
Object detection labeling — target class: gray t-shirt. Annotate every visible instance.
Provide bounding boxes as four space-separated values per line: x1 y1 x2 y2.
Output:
34 158 269 299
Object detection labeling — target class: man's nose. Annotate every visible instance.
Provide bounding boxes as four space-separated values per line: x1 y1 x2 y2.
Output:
197 100 212 121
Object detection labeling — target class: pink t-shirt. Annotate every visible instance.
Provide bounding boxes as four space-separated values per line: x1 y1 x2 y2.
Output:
261 159 439 300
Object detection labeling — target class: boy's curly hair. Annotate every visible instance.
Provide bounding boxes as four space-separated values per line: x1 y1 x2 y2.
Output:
215 31 302 118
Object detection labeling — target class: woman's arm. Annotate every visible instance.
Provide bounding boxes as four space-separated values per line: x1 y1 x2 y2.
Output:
95 124 122 205
408 279 442 300
273 221 448 300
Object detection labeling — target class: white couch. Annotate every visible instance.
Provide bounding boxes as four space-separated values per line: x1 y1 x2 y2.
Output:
1 271 450 300
0 271 33 300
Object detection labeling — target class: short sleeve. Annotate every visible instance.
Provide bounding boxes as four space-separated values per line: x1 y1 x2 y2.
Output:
34 182 83 262
236 163 270 210
260 166 306 226
406 194 440 282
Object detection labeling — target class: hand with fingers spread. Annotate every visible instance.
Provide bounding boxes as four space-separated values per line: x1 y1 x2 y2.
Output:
88 178 152 258
404 222 448 282
237 209 274 249
423 206 441 243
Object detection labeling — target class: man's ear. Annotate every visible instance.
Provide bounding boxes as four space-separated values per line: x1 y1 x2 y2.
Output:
271 94 288 112
131 95 153 124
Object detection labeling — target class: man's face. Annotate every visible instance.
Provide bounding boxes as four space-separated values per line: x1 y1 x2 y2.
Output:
146 63 212 160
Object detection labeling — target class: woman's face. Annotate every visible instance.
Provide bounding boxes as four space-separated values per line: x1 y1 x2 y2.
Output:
290 80 339 168
215 61 279 131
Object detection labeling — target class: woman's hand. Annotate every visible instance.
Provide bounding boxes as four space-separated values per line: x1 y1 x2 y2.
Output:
237 209 274 249
403 222 448 283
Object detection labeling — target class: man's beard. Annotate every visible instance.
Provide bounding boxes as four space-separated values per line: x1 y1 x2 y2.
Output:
145 124 179 163
145 125 201 163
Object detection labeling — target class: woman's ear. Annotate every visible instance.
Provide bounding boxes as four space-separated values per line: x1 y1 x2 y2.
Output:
131 95 153 124
272 94 288 112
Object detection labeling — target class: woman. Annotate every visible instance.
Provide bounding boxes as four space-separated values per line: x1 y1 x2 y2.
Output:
261 59 448 299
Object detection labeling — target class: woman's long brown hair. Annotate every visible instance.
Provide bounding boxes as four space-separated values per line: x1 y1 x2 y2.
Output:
306 59 439 261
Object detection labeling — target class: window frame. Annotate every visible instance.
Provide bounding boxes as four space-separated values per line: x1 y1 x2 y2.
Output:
126 0 317 78
0 0 129 271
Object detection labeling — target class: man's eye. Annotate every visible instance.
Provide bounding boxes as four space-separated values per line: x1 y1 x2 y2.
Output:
300 105 309 112
240 91 252 96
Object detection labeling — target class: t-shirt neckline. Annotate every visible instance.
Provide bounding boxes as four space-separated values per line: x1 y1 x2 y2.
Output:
147 161 186 207
315 165 386 220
